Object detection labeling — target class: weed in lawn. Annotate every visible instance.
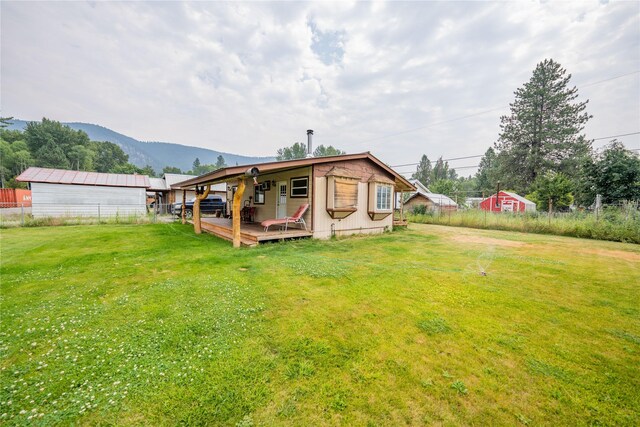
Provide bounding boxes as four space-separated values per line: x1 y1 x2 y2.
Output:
526 359 570 381
516 413 532 425
284 360 315 379
417 316 452 335
451 380 468 395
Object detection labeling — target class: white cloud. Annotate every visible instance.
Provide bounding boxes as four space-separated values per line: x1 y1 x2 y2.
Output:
1 0 638 175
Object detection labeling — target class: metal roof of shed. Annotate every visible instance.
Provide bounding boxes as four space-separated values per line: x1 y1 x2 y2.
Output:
16 167 151 188
405 192 458 207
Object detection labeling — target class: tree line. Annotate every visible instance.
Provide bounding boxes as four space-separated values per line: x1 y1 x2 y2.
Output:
412 59 640 210
0 118 228 188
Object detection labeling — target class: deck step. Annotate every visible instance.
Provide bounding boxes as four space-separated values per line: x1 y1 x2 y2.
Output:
200 222 258 247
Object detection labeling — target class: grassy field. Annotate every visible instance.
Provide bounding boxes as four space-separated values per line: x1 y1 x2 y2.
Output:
408 208 640 243
1 223 639 426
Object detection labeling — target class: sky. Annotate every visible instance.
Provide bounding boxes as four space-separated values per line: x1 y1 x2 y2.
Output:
2 1 639 176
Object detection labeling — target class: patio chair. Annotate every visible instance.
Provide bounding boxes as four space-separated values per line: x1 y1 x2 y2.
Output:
261 203 309 232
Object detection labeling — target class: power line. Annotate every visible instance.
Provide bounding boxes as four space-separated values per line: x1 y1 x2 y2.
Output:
359 69 639 146
593 131 640 141
390 131 640 168
356 107 505 144
580 70 640 89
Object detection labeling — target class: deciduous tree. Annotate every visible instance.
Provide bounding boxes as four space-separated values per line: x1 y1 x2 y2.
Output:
575 140 640 206
313 145 346 157
276 142 307 161
526 171 573 212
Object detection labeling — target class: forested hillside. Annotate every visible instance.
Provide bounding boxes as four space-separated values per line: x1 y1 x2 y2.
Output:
5 119 274 173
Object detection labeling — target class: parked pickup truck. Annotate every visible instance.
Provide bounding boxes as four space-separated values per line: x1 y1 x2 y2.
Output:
172 195 227 218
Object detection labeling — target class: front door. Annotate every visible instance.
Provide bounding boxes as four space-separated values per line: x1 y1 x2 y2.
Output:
277 181 287 218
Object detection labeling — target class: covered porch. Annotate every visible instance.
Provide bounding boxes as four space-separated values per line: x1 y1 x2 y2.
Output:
198 217 312 247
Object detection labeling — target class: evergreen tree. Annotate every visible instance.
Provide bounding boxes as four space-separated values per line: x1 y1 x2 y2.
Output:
475 147 501 193
215 155 227 169
495 59 592 193
411 155 432 188
431 157 452 182
0 117 14 128
411 155 432 187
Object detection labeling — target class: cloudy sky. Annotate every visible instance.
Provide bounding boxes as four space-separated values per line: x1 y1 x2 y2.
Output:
2 1 639 175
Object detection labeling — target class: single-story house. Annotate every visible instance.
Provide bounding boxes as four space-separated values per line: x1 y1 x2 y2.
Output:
403 179 458 212
480 191 536 213
174 151 415 246
405 192 458 212
16 167 150 218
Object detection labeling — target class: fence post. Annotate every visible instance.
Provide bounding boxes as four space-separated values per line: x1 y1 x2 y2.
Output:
21 203 24 226
98 204 101 222
154 205 157 223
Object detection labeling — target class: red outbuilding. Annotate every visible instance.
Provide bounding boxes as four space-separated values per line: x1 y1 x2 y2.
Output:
480 191 536 213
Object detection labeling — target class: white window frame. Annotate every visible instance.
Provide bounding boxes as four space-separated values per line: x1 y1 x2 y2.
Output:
375 184 392 211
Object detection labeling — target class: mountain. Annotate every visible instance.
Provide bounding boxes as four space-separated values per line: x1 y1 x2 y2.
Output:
6 119 275 172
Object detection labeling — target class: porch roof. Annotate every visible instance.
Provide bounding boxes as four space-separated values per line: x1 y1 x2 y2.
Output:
173 152 415 192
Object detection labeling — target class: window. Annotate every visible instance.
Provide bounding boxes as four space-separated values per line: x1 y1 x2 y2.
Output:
290 177 308 198
254 184 265 204
376 184 392 210
368 179 394 220
326 175 359 219
335 180 358 209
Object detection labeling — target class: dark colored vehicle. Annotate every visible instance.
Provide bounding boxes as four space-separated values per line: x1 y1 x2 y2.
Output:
173 195 226 218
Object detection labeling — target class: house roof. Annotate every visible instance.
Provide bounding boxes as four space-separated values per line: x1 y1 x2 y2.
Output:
409 179 431 194
173 152 415 191
406 192 458 207
483 191 535 206
148 178 168 191
16 167 150 188
164 173 197 187
502 191 536 205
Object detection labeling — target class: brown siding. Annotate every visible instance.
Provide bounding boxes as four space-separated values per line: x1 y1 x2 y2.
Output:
314 159 396 183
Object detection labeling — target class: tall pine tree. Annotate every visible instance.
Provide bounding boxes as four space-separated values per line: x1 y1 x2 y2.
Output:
495 59 592 193
411 155 432 187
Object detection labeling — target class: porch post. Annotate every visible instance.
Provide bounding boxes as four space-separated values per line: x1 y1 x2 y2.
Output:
181 190 187 224
193 185 211 234
400 191 405 222
232 178 246 248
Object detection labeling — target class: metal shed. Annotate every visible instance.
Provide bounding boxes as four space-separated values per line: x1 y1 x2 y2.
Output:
16 167 151 218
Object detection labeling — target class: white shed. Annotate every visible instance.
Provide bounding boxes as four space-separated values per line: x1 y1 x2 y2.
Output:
16 167 150 218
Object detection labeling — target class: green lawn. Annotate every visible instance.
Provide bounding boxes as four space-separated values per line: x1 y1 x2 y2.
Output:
1 223 639 426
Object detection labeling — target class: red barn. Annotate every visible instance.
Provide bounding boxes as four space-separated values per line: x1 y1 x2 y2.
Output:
480 191 536 213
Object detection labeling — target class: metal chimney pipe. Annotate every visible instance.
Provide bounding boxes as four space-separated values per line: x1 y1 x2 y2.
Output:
307 129 313 156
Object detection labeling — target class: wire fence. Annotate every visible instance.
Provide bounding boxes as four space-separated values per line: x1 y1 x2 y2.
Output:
0 202 213 228
406 201 640 243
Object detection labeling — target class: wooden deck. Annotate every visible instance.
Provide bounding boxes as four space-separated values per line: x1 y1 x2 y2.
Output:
198 217 313 247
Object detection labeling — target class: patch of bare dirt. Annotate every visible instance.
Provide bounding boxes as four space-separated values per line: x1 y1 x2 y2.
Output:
448 235 526 247
579 248 640 262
